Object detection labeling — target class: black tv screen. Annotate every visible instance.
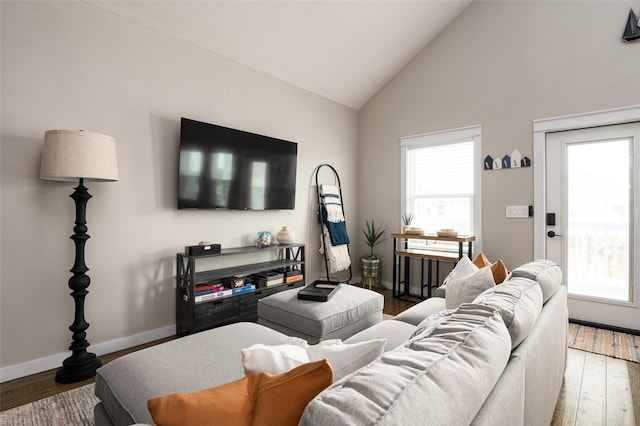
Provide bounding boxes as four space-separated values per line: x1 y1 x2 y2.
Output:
177 118 297 210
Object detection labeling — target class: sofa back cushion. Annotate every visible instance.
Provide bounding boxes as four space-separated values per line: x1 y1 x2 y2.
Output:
300 304 511 426
510 259 562 303
473 276 543 349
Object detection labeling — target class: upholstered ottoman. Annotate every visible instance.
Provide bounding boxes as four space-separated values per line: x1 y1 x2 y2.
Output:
257 284 384 344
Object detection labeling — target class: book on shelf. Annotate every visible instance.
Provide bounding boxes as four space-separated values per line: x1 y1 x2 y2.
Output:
284 274 304 283
251 271 283 287
194 292 219 303
273 267 301 276
264 271 284 280
194 284 256 303
266 278 284 286
195 283 223 292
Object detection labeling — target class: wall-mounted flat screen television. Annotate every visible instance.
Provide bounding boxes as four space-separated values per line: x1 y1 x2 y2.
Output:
177 118 297 210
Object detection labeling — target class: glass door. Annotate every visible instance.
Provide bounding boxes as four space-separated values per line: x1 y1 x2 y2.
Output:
545 123 639 330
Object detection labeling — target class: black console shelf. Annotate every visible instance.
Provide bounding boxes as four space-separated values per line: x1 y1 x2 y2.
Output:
176 243 305 335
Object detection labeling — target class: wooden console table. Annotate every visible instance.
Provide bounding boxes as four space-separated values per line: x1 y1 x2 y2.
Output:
392 233 476 301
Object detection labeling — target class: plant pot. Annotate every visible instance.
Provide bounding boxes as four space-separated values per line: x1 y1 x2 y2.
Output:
361 258 380 278
360 257 380 289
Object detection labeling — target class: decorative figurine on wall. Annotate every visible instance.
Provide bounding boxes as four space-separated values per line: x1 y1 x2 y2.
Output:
483 150 531 170
622 9 640 42
484 155 494 170
511 149 522 168
493 156 503 170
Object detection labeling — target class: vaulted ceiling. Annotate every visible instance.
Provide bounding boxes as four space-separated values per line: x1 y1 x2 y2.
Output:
89 1 472 110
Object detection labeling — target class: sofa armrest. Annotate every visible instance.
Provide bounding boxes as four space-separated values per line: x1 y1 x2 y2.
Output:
433 285 447 298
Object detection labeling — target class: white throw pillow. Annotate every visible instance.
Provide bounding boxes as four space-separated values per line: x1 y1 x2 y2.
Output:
442 255 479 287
445 266 495 309
242 339 387 382
242 343 309 375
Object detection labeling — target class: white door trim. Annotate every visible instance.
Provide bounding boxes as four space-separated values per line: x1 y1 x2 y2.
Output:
533 104 640 259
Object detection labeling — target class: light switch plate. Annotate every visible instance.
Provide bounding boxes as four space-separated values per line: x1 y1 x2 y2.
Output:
506 205 530 218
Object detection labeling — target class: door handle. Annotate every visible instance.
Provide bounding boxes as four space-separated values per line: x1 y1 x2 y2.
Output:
547 231 563 238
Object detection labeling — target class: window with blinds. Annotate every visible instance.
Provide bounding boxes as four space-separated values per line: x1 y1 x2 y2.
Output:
401 126 482 252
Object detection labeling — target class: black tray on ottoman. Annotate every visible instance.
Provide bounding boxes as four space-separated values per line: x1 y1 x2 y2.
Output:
297 281 341 302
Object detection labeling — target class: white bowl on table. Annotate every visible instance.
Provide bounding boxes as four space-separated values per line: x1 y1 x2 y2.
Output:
437 229 458 237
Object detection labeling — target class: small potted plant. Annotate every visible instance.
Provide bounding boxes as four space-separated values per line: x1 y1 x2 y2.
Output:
401 212 414 233
360 220 386 288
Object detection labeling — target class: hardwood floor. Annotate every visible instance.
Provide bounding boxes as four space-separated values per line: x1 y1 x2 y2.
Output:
553 349 640 426
1 288 638 425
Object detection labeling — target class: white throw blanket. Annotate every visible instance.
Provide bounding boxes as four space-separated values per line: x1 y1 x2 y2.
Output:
319 225 351 273
319 184 345 223
318 184 351 273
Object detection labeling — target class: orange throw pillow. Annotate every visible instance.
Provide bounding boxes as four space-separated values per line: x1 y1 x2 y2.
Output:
491 259 508 284
147 359 332 426
472 253 491 269
473 253 508 284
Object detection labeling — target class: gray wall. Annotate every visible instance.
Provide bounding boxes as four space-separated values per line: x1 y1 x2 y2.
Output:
358 0 640 291
0 1 358 378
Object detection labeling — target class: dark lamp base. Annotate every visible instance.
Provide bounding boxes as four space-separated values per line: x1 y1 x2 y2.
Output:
55 352 102 384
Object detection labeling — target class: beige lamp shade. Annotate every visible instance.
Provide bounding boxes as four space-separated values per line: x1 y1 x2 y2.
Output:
40 130 119 182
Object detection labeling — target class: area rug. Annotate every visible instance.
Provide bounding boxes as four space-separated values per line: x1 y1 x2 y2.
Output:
568 323 639 363
0 383 98 426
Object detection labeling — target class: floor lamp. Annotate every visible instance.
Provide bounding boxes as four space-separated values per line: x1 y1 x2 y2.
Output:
40 129 119 383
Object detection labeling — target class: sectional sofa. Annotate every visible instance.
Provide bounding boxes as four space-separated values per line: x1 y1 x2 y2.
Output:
94 259 567 425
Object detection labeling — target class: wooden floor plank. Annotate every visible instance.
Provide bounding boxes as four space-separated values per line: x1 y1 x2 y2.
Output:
606 356 635 425
552 348 586 426
575 351 607 424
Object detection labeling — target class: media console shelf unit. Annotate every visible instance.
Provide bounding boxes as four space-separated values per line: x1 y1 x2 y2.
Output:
176 243 305 335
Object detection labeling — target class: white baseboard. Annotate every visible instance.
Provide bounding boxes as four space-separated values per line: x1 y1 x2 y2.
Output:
0 325 175 383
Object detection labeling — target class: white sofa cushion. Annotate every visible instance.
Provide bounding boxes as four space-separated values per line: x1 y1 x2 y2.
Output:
410 308 455 338
344 319 416 352
473 276 543 349
510 259 562 303
306 339 386 381
300 304 511 426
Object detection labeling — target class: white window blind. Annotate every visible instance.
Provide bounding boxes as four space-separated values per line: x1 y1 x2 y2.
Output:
401 126 482 252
